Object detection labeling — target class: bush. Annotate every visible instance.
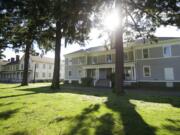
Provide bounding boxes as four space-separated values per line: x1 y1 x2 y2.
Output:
71 80 79 86
81 77 93 87
64 80 69 85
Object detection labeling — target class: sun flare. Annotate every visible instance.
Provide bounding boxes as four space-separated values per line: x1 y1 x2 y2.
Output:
104 9 120 31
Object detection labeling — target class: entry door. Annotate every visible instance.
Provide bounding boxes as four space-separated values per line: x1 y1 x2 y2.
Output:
164 68 174 80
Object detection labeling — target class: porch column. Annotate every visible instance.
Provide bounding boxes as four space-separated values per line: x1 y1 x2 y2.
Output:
131 66 134 80
95 68 99 80
112 68 115 73
83 69 87 78
134 66 136 81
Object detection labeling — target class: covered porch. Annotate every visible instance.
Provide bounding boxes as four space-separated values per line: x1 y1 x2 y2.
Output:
83 63 136 87
0 71 32 83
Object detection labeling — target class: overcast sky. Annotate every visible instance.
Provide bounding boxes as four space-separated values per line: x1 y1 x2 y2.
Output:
3 25 180 60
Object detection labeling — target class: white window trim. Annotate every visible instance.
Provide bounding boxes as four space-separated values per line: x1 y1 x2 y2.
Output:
68 58 72 66
92 56 97 64
124 52 129 61
106 54 112 63
163 45 172 57
143 65 151 77
142 48 150 59
69 70 72 76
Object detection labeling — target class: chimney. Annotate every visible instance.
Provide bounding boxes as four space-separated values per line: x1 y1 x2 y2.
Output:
11 58 15 62
16 55 20 62
8 59 10 62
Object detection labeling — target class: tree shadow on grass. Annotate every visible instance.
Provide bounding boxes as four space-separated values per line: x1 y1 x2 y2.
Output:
0 102 13 107
10 131 29 135
67 104 101 135
105 95 156 135
0 93 37 99
12 86 180 135
162 118 180 134
0 86 55 99
0 108 20 120
95 113 115 135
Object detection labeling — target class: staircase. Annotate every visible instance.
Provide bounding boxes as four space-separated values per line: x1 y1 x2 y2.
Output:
95 79 111 88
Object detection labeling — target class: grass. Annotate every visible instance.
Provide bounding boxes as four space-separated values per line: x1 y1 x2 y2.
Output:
0 83 180 135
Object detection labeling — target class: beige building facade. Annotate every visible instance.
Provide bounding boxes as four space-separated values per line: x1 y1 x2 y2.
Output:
0 55 55 82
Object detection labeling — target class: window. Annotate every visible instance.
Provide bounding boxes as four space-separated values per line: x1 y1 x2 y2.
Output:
69 71 72 76
36 63 39 68
35 72 38 78
49 73 51 78
21 64 23 70
143 48 149 59
163 46 172 57
79 70 82 75
49 64 52 69
69 59 72 65
92 56 97 64
124 52 128 61
106 54 112 63
65 58 68 65
43 64 46 69
143 66 151 77
16 65 19 70
42 72 46 77
79 57 84 65
164 68 174 80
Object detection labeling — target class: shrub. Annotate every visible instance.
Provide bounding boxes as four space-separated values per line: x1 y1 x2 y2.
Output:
71 80 79 86
81 77 93 87
64 80 69 85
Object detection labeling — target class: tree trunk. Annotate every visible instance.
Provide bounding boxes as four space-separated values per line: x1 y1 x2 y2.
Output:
51 21 61 89
21 43 31 86
115 26 124 95
114 0 125 95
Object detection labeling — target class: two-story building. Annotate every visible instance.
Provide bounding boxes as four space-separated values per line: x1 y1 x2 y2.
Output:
64 38 180 88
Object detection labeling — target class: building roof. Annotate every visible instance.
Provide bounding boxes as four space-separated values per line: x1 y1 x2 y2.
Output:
65 37 180 56
30 55 54 64
0 60 8 65
65 46 110 56
5 61 19 65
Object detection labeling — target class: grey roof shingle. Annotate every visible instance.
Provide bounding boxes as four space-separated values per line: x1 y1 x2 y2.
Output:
30 55 54 63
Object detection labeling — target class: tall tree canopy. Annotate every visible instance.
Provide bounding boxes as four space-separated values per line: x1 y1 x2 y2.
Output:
41 0 110 89
0 0 49 86
107 0 180 94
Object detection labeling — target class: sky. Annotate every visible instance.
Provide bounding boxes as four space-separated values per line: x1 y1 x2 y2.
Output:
3 25 180 60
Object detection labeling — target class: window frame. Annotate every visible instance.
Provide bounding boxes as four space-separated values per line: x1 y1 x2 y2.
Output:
142 48 150 59
69 71 72 76
143 65 151 77
106 54 112 63
49 64 52 69
163 45 172 57
43 64 46 69
35 72 38 78
92 56 97 64
68 59 72 65
42 72 46 77
49 73 51 78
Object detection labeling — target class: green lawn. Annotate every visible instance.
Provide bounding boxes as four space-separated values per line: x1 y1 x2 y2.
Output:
0 83 180 135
